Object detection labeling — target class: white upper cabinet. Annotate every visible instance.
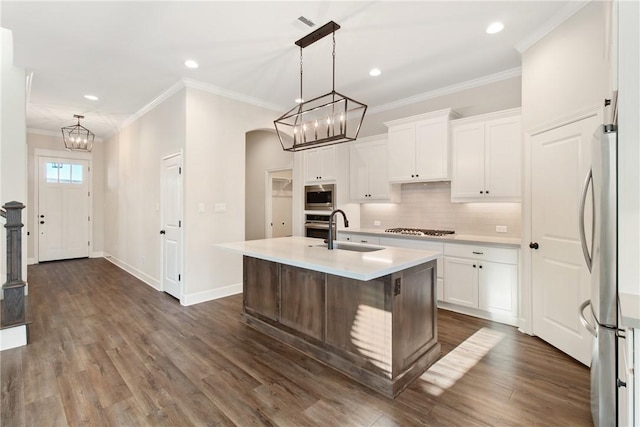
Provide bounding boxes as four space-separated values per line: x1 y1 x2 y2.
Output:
385 108 458 183
451 108 522 202
349 136 399 203
304 146 336 183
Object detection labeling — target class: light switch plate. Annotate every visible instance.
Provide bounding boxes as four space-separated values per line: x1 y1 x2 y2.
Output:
496 225 508 233
214 203 226 213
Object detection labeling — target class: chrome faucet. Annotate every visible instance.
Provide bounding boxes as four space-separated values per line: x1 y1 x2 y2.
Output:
327 209 349 249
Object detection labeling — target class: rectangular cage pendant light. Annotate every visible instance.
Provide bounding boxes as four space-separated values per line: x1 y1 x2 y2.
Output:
61 114 95 152
274 21 367 152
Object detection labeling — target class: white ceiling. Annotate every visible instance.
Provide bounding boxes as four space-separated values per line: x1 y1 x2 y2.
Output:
2 1 586 140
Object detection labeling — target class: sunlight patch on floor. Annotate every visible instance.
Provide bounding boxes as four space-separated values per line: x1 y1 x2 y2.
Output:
416 327 505 396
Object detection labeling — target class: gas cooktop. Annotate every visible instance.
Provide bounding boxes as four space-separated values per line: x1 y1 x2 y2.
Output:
384 228 455 237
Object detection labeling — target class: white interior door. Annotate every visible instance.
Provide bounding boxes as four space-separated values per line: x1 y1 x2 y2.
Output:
266 169 292 238
531 114 599 366
38 157 90 262
161 154 183 300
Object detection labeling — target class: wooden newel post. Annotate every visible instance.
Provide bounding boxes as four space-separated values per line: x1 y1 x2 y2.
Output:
2 201 26 326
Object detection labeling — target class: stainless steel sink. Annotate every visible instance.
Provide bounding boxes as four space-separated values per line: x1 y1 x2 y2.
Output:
315 242 384 252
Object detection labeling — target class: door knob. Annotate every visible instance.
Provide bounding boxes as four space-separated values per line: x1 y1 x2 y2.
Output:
529 242 539 249
160 230 166 235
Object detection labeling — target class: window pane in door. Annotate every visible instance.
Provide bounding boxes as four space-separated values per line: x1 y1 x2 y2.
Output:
71 164 83 184
46 162 59 183
59 163 71 183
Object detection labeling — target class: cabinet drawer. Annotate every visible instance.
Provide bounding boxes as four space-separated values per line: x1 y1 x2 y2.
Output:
444 243 518 264
349 235 380 245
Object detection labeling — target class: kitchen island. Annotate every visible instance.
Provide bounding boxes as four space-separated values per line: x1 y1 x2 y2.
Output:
217 236 441 397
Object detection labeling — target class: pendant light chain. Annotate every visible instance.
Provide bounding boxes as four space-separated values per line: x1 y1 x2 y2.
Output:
299 46 303 103
332 31 336 92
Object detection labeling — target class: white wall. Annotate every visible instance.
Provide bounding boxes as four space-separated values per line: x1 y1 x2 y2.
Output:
521 2 608 130
183 87 277 304
0 27 27 284
103 88 186 288
520 1 610 333
26 132 105 262
245 130 293 241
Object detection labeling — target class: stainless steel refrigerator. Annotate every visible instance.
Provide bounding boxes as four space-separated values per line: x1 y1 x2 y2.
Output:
579 123 619 426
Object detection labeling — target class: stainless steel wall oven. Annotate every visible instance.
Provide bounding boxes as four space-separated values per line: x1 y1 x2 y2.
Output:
304 214 332 240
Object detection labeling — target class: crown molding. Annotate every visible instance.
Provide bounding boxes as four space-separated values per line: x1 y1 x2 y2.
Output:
182 78 282 112
27 127 104 142
27 128 61 138
369 67 522 115
118 80 186 131
116 78 283 136
515 1 590 53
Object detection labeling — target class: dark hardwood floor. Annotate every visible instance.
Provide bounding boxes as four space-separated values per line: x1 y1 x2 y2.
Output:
1 258 591 426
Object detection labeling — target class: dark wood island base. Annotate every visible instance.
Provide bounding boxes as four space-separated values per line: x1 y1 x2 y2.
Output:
242 255 440 398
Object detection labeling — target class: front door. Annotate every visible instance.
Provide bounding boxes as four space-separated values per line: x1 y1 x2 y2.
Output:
161 154 183 300
38 157 90 262
531 113 599 366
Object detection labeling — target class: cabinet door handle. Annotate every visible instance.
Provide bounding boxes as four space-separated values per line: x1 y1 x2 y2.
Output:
361 240 368 243
486 190 490 194
479 265 483 269
529 242 539 250
480 191 484 194
472 264 476 268
472 251 483 255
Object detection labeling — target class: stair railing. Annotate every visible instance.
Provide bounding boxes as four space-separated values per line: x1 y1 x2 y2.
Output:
1 201 26 327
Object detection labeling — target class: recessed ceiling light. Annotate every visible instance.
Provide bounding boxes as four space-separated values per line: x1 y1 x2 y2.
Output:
84 94 99 101
184 59 199 69
486 22 504 34
295 98 304 104
369 68 382 77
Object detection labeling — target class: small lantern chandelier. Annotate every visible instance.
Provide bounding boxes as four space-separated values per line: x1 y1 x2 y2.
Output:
274 21 367 152
61 114 95 152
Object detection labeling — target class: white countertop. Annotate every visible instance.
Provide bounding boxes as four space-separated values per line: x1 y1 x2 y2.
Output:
345 228 522 247
216 236 441 281
620 293 640 329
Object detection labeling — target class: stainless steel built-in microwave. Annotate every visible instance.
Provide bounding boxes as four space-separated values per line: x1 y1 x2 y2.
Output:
304 184 335 211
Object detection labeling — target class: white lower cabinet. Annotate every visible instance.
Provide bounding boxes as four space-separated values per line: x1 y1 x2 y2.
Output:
443 243 519 325
443 257 478 308
334 234 519 324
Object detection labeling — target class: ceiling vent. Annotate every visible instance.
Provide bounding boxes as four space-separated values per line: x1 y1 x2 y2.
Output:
297 16 315 27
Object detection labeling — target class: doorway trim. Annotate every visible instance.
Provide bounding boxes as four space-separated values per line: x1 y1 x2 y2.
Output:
33 148 93 264
264 166 293 238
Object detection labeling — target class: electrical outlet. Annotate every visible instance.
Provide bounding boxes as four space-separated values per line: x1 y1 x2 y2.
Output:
373 220 381 227
496 225 508 233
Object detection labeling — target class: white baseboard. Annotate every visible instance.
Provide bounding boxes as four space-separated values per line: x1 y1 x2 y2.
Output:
437 301 520 328
27 257 36 265
90 251 105 258
103 253 160 291
182 282 242 306
1 325 27 351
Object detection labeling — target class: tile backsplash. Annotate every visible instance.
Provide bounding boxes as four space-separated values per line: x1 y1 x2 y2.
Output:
360 182 521 237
